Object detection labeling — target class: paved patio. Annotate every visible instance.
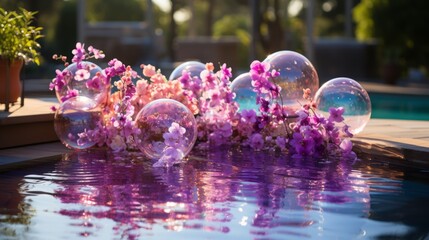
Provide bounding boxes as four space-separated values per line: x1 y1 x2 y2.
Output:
1 81 429 171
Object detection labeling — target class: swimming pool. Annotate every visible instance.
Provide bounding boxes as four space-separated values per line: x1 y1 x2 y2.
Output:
370 92 429 120
1 147 429 239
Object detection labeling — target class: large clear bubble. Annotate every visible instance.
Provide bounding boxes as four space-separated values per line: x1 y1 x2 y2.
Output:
54 96 102 150
263 51 319 115
314 77 371 135
230 73 259 112
56 61 110 105
168 61 206 80
134 99 198 159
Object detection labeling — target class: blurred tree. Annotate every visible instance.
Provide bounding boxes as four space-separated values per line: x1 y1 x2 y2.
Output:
213 14 251 68
258 0 286 54
53 0 77 58
85 0 145 22
354 0 429 73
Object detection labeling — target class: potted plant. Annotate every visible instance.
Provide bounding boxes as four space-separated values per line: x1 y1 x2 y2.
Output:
0 7 43 108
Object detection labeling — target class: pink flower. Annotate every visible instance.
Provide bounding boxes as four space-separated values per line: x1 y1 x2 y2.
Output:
86 73 105 90
205 62 214 71
142 64 156 77
150 73 166 84
114 80 124 90
71 42 85 63
88 45 105 59
75 69 90 81
303 88 311 99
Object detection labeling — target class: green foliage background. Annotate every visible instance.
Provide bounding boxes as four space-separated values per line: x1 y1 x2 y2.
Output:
354 0 429 72
2 0 428 78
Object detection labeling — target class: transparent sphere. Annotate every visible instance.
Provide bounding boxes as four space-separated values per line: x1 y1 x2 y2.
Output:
54 96 103 150
314 77 371 135
168 61 206 80
230 73 259 112
56 61 110 105
263 51 319 114
134 99 198 159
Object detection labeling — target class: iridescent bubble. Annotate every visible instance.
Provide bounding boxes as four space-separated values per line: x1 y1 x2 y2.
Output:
54 96 102 150
56 61 110 105
230 73 258 112
314 77 371 135
134 99 198 159
263 51 319 114
168 61 206 80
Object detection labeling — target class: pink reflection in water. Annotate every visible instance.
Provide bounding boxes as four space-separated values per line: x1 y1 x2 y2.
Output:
49 147 368 239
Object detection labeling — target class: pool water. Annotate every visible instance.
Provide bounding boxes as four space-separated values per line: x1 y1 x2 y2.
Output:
1 147 429 239
370 92 429 120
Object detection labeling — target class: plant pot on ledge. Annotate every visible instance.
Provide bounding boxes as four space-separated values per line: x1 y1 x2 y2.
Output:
0 7 43 110
0 59 23 104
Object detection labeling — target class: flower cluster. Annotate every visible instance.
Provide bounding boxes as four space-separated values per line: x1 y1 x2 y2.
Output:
236 60 356 160
50 43 108 103
153 122 187 167
50 43 357 167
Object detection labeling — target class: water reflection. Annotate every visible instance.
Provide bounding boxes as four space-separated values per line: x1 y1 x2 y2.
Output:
1 147 429 239
46 148 368 239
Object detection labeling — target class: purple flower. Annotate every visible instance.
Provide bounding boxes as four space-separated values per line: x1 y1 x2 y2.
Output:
250 60 270 76
258 97 270 113
296 109 309 121
60 89 79 102
105 59 126 78
328 107 345 123
241 109 257 123
275 136 287 150
179 70 191 86
86 73 103 90
108 135 127 152
153 147 184 167
50 70 66 91
168 122 186 136
218 63 232 81
208 122 233 145
342 124 353 138
249 133 264 151
340 138 353 153
162 122 187 150
269 83 281 99
295 137 315 157
269 102 284 120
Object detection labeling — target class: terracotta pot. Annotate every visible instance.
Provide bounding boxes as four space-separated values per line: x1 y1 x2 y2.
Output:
0 59 23 104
